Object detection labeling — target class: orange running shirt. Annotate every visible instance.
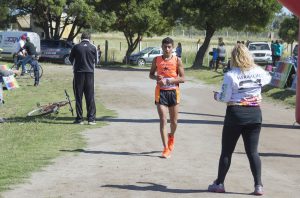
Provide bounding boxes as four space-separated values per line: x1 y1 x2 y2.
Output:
155 55 180 104
156 55 179 90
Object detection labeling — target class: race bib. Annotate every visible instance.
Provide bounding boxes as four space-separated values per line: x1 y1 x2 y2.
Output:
160 78 177 89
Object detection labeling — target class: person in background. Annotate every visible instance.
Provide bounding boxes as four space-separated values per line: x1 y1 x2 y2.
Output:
209 48 218 70
208 44 271 196
271 40 275 66
175 42 182 58
22 37 40 86
215 42 226 71
69 32 98 125
273 40 282 66
97 45 102 65
14 34 27 74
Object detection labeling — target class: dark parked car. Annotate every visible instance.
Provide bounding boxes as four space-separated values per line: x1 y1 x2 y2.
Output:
40 40 73 64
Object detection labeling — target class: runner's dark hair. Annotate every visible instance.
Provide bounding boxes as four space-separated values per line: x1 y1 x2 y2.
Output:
162 37 174 45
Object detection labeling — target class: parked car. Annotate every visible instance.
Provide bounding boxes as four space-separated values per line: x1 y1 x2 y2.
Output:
40 40 73 64
248 42 272 65
128 47 176 66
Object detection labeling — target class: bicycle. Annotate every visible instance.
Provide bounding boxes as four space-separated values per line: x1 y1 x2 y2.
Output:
27 90 74 117
11 55 43 79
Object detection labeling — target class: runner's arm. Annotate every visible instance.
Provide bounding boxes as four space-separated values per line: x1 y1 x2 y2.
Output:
149 57 159 80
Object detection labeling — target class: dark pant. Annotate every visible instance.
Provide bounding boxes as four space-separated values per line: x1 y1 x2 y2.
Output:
216 123 262 186
21 55 33 73
215 57 225 70
31 59 40 84
73 72 96 122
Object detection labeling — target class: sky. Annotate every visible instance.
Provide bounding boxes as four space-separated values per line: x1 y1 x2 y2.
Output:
282 7 292 15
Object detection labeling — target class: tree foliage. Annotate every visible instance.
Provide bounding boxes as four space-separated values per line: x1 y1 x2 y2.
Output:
97 0 170 59
168 0 282 67
278 15 299 44
0 1 10 29
6 0 115 41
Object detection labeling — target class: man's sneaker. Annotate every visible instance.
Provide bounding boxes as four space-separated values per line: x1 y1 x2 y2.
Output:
88 121 96 125
162 147 171 158
253 185 263 196
168 134 175 151
73 120 84 125
208 181 225 193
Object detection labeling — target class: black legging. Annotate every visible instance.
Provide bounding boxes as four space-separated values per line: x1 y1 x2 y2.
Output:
216 123 262 186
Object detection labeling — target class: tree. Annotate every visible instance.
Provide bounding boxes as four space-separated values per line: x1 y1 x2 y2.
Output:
278 15 299 56
0 2 10 29
7 0 115 41
279 15 299 43
97 0 170 60
170 0 281 68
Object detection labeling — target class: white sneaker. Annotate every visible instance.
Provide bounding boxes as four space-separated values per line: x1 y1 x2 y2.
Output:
208 181 225 193
88 121 96 125
254 185 263 196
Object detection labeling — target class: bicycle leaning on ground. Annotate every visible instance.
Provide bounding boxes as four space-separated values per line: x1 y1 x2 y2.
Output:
11 55 43 79
27 90 74 117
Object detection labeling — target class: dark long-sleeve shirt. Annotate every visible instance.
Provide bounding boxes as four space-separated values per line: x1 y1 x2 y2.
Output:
69 39 98 73
23 41 37 55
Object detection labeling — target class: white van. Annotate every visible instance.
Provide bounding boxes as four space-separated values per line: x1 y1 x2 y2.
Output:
0 31 41 60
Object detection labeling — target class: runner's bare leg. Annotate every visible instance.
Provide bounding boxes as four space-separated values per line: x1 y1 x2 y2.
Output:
157 104 168 148
169 104 178 136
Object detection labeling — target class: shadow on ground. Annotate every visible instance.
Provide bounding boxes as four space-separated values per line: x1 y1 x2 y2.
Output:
60 149 161 158
96 64 149 72
101 182 251 195
98 116 300 130
235 152 300 158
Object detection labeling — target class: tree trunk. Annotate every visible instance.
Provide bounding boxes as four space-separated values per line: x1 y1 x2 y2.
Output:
192 23 215 68
67 19 78 41
124 31 141 62
53 16 61 40
59 16 70 38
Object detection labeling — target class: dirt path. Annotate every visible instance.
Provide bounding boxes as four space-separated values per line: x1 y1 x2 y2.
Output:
2 67 300 198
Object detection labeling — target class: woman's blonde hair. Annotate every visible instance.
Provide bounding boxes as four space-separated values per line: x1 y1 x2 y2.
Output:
230 44 256 71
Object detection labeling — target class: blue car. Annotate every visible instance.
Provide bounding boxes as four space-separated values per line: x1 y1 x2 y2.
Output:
40 40 73 64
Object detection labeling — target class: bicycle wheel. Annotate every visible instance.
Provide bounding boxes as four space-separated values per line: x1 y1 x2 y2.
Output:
27 105 58 117
29 64 43 79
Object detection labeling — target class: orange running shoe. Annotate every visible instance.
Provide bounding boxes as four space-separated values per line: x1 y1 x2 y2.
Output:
162 147 171 158
168 134 175 151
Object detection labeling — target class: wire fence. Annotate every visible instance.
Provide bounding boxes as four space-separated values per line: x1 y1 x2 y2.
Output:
91 31 297 67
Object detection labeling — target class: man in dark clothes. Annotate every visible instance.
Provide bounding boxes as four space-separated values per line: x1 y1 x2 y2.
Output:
22 37 40 86
69 32 98 125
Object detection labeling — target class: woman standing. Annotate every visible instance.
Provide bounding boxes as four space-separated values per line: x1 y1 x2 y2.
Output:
175 42 182 58
208 44 271 196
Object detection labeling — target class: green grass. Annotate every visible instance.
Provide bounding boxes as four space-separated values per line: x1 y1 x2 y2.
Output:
185 66 296 107
0 62 115 192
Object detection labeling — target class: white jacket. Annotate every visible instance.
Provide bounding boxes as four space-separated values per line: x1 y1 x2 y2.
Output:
215 66 271 106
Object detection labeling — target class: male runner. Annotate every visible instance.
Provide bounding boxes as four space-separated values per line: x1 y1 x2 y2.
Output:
149 37 185 158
